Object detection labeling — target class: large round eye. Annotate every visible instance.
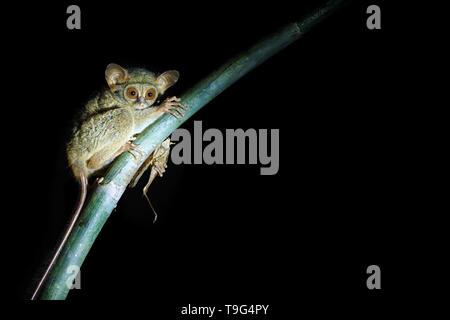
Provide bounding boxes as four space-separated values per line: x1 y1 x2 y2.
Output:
125 87 138 99
145 88 157 100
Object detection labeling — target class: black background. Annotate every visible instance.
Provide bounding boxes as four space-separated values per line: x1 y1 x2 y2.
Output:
3 0 428 314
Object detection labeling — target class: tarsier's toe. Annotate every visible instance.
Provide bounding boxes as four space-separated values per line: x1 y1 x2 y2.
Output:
160 95 187 119
129 147 144 161
168 104 185 118
168 110 182 118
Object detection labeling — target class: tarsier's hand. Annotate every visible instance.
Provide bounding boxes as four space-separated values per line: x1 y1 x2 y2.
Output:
158 96 187 118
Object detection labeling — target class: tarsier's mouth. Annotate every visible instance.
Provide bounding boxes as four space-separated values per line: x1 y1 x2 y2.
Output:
134 103 148 110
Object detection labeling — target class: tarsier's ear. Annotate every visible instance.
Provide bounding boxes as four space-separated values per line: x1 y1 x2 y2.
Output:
155 70 179 94
105 63 129 91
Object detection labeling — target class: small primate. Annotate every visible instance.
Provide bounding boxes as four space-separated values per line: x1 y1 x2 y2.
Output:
31 63 185 299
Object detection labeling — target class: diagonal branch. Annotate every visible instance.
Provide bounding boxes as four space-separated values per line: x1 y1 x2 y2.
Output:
37 0 350 300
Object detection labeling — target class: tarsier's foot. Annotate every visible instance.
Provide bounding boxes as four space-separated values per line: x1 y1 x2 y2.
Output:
86 176 104 190
158 96 187 118
125 141 144 162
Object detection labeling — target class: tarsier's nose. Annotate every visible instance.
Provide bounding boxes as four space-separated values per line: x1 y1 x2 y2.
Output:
135 97 147 109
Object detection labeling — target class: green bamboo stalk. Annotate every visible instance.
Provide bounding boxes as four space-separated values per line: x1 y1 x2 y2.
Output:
37 0 350 300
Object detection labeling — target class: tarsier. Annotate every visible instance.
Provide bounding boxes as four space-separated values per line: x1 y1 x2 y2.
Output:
31 63 186 299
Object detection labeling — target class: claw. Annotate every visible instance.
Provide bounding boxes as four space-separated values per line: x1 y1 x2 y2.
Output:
168 110 181 118
159 96 186 119
171 108 184 118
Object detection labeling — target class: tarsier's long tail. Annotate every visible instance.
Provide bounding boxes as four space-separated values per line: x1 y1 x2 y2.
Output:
31 171 88 300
